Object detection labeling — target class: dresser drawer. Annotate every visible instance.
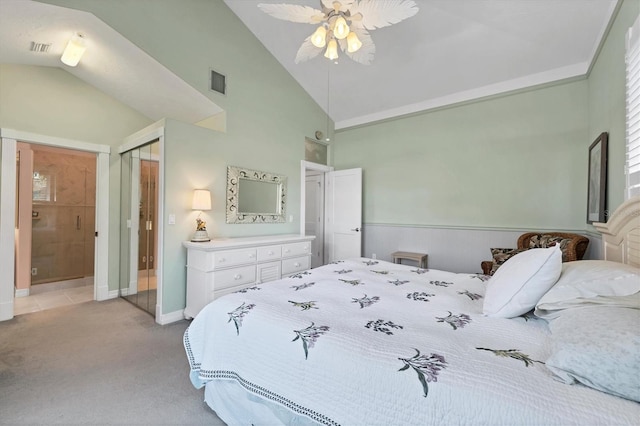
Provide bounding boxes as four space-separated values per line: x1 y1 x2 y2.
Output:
212 265 256 291
282 241 311 258
257 245 282 262
212 248 257 269
184 235 316 319
282 255 310 275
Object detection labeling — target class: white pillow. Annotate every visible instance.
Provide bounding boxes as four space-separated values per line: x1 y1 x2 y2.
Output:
534 260 640 320
546 306 640 402
483 245 562 318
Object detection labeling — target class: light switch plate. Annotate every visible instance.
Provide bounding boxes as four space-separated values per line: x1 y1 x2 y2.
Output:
168 214 176 225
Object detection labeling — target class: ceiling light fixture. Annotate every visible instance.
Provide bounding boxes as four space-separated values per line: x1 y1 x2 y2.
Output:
258 0 418 65
60 33 86 67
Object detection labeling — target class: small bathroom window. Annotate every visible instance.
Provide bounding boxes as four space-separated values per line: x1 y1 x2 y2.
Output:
32 172 54 202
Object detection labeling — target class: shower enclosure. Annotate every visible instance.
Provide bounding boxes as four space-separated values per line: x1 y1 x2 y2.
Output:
119 140 159 316
16 144 96 290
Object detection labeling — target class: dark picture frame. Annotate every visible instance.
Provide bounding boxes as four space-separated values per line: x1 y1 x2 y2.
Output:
587 132 608 223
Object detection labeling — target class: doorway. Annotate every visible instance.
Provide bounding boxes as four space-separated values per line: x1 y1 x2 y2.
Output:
300 161 363 265
305 170 325 268
0 131 110 322
301 160 332 267
13 143 97 314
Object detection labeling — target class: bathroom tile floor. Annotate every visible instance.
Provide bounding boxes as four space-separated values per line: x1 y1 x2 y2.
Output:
14 285 93 316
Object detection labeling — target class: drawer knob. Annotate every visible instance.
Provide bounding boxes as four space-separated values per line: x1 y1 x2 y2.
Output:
219 258 226 263
284 249 290 253
294 262 300 267
234 274 242 280
249 253 255 258
268 250 274 255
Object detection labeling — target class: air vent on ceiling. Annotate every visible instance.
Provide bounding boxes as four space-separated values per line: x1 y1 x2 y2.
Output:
210 69 226 95
30 42 51 53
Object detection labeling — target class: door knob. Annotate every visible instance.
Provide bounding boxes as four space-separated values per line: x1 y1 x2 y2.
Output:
351 227 360 232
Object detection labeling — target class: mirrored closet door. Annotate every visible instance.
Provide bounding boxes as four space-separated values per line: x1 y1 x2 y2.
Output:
119 140 159 316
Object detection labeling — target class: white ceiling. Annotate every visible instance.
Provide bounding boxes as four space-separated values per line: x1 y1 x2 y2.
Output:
0 0 222 126
223 0 619 129
0 0 619 132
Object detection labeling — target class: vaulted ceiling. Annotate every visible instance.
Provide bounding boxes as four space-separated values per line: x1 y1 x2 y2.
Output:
224 0 619 129
0 0 222 127
0 0 619 131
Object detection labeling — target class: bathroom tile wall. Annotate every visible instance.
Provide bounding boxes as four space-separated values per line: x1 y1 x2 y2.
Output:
31 148 96 284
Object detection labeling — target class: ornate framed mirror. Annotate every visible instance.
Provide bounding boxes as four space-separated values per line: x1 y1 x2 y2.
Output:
226 166 287 223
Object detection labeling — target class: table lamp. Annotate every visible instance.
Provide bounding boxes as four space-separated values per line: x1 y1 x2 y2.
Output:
191 189 211 242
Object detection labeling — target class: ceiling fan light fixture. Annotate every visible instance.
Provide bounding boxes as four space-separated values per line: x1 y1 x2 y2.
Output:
324 39 339 60
346 31 362 53
333 16 349 40
60 32 86 67
311 25 327 48
258 0 419 64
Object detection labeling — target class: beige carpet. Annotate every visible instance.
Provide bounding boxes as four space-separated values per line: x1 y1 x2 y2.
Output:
0 298 225 425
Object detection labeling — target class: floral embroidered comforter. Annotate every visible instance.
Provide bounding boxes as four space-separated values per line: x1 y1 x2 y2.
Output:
184 258 639 425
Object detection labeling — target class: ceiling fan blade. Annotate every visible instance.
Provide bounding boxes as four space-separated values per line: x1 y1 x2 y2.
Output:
295 36 323 64
258 3 324 24
321 0 356 11
339 27 375 65
349 0 419 30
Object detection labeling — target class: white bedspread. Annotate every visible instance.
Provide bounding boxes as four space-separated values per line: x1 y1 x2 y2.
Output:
184 259 640 425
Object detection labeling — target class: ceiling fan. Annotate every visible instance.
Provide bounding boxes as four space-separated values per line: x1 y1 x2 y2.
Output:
258 0 419 65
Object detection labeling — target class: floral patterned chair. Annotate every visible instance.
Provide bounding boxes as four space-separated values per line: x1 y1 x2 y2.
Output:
481 232 590 275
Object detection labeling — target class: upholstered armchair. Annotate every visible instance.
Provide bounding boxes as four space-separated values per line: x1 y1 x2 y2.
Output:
481 232 590 275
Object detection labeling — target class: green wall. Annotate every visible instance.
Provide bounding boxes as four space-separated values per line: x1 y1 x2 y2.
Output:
38 0 329 315
588 0 640 216
3 0 636 318
334 0 638 232
0 64 151 142
334 80 589 230
0 63 152 295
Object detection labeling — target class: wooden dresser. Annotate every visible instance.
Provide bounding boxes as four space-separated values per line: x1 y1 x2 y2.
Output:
183 234 315 319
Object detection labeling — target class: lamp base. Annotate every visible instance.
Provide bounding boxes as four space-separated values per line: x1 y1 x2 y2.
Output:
191 230 211 242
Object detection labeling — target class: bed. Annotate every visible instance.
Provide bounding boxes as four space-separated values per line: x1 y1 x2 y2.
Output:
184 197 640 425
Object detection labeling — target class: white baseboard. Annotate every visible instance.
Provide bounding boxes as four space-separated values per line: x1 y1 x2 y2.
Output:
15 288 29 298
156 308 185 325
97 283 112 301
0 300 14 321
107 289 122 299
114 288 130 297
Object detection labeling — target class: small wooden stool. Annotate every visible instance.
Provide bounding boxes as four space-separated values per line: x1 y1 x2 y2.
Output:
392 251 428 269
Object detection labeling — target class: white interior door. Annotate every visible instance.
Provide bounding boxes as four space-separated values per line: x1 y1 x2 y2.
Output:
325 168 362 262
305 173 324 268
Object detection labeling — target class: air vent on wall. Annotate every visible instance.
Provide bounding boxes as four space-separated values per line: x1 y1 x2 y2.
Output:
210 69 226 95
30 42 51 53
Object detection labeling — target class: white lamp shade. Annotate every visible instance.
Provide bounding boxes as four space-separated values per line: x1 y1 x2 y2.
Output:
333 16 349 40
324 39 339 60
347 31 362 53
311 26 327 48
60 33 87 67
192 189 211 210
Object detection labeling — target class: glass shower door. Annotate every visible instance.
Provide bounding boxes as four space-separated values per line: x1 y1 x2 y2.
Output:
31 146 95 286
